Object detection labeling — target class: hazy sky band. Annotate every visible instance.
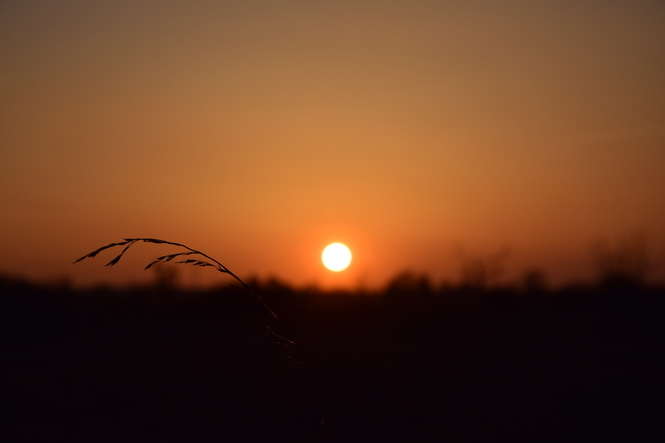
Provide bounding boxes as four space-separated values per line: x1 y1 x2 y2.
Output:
2 0 664 286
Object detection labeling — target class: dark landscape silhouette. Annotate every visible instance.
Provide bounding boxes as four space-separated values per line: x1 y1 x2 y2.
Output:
3 245 664 442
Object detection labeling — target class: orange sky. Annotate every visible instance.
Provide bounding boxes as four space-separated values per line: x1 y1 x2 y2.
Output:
2 1 665 288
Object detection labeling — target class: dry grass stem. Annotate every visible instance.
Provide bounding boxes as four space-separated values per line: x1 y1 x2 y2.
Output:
74 237 281 323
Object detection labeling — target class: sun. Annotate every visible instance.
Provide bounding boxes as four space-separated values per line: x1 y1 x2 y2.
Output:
321 242 352 272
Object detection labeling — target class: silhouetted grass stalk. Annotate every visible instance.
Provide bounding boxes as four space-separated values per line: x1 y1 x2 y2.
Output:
75 238 293 345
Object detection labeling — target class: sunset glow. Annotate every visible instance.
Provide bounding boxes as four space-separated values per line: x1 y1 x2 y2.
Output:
321 243 353 272
1 1 664 287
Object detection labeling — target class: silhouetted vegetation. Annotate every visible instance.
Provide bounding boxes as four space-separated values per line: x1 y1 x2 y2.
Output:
592 234 652 289
3 268 664 442
456 247 511 290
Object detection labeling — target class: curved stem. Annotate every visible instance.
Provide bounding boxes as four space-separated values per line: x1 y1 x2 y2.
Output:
134 239 278 320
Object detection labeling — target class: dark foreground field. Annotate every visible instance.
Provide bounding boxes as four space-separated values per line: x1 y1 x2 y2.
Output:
3 279 665 442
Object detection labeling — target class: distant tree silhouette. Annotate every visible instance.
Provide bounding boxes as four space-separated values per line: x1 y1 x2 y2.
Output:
521 268 549 294
592 234 650 289
385 270 432 296
153 264 179 290
457 247 510 290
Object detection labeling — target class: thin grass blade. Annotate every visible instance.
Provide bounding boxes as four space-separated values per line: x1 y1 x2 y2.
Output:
144 259 161 270
104 241 136 266
73 240 130 263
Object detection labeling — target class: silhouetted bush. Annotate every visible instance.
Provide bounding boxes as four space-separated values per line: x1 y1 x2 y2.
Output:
384 270 432 296
521 268 549 294
152 264 179 290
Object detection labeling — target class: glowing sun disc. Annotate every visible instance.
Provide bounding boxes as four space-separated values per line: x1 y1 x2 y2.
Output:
321 242 352 272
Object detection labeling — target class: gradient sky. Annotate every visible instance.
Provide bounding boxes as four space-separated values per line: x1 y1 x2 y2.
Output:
2 0 665 288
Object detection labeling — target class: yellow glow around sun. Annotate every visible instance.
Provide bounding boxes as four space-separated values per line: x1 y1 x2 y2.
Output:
321 242 352 272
